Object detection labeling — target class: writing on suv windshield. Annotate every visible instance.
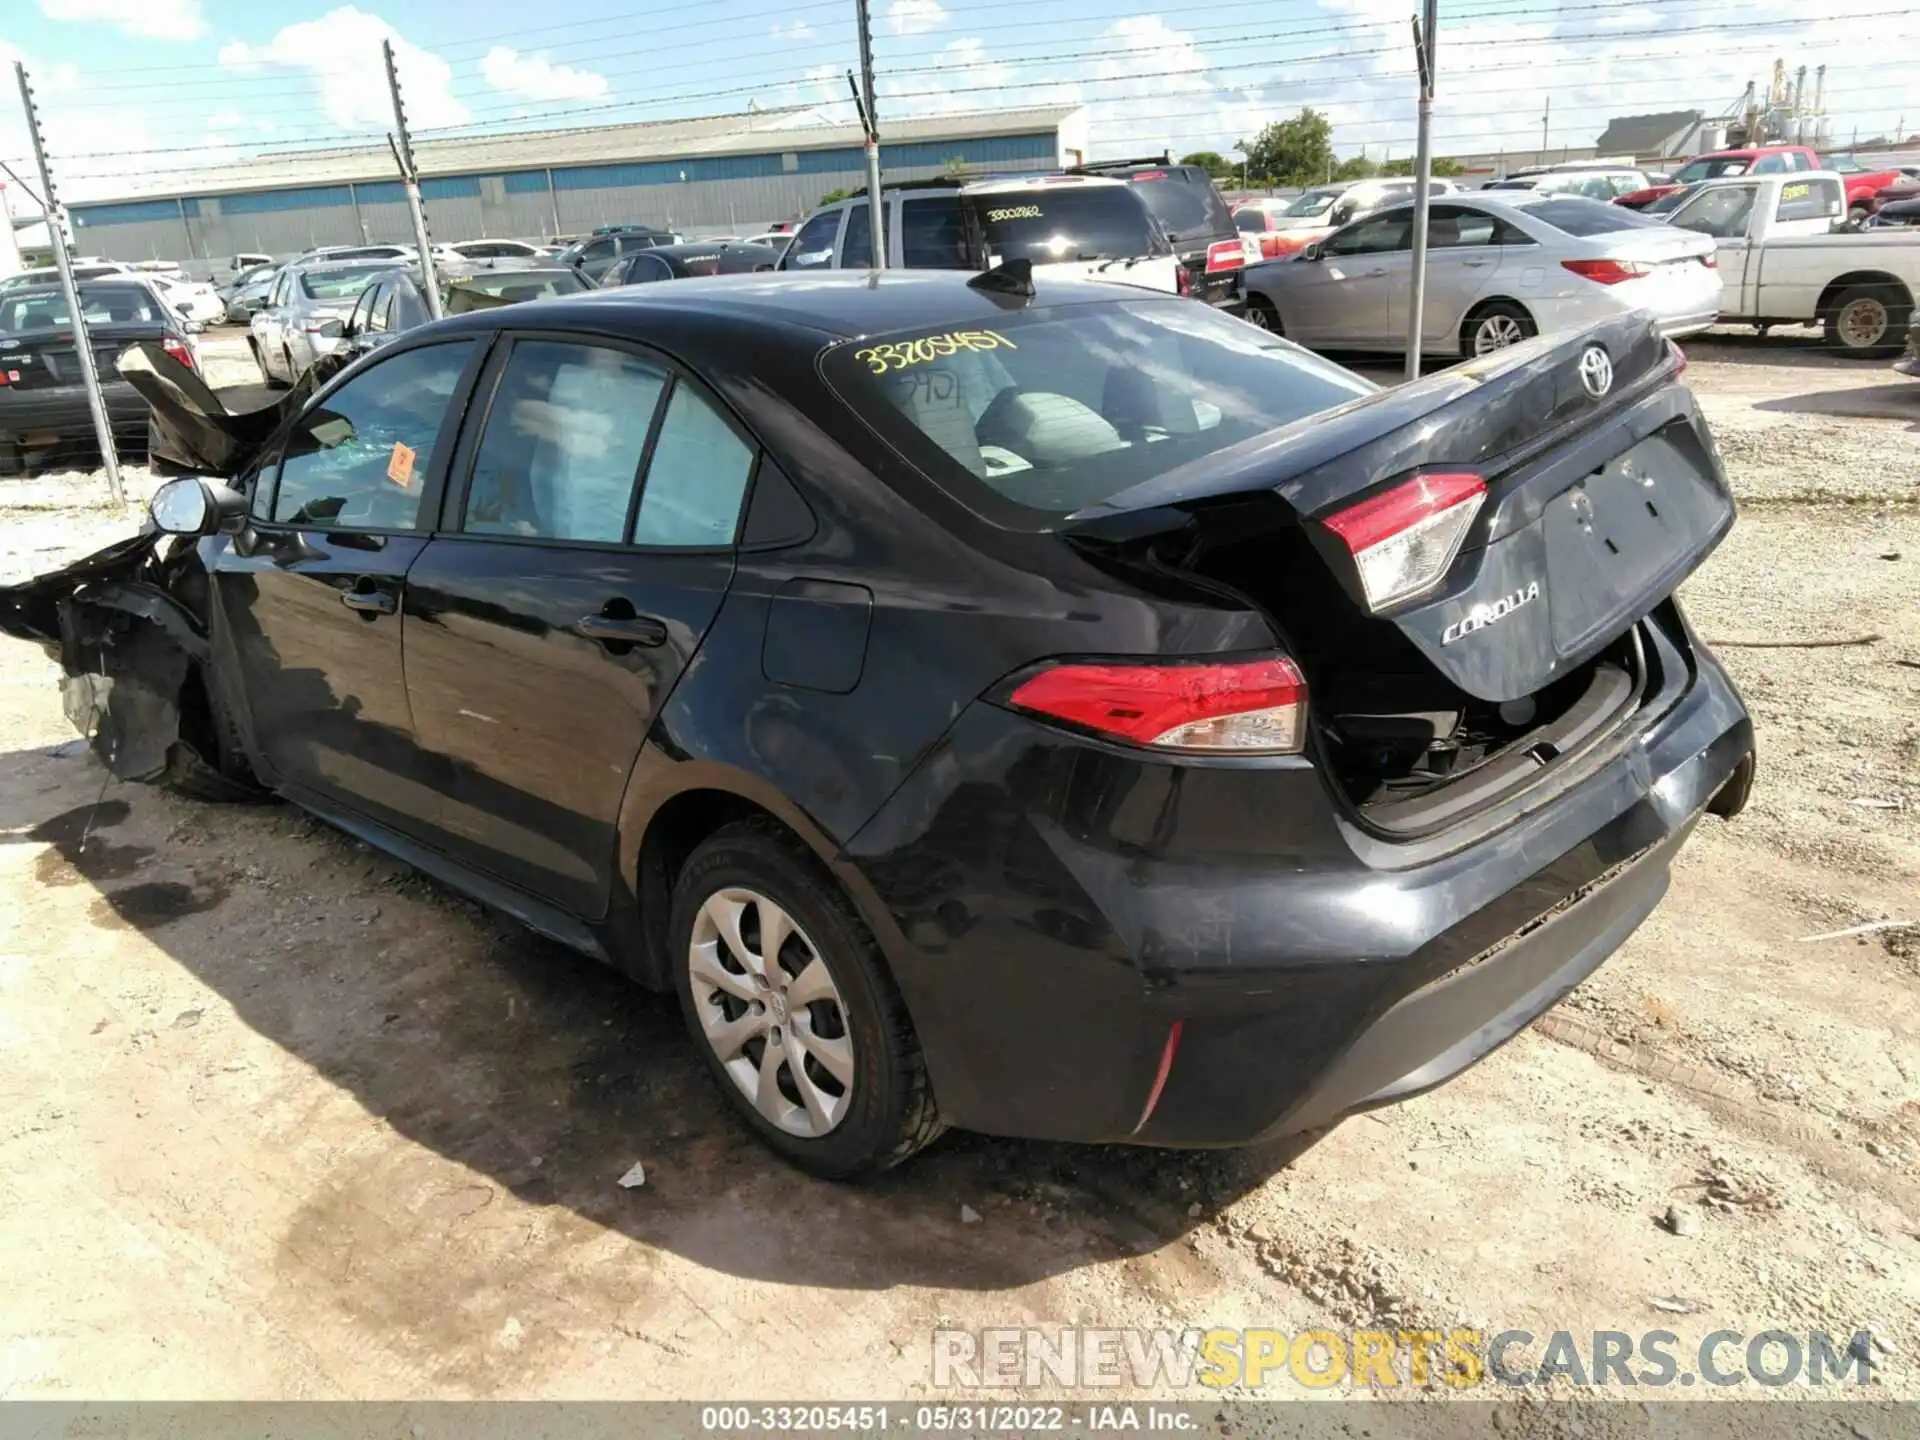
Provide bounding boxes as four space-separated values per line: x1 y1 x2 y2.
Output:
965 189 1165 264
825 299 1371 522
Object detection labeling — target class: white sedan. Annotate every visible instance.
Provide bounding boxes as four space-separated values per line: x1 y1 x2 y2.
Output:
1241 193 1721 358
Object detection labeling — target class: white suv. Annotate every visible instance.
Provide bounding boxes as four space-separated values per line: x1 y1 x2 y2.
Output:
778 175 1180 294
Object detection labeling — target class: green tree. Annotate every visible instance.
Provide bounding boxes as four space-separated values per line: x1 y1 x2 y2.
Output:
1179 150 1234 181
1378 155 1467 178
1239 108 1335 186
817 187 854 206
1332 154 1379 181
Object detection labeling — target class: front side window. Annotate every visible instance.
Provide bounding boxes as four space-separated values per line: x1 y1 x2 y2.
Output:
782 209 842 270
1669 184 1760 239
1324 209 1412 256
463 341 667 543
631 384 756 547
1283 188 1340 218
345 285 378 335
1427 206 1499 248
823 299 1372 521
902 196 971 268
271 341 474 529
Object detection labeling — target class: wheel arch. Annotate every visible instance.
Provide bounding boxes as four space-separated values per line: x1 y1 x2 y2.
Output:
1816 270 1913 316
1458 296 1536 353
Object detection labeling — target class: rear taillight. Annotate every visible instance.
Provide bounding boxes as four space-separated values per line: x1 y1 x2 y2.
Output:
1206 239 1245 273
162 337 195 371
1322 471 1487 613
1700 253 1717 268
1668 338 1688 377
1009 656 1308 754
1561 258 1652 285
1175 266 1193 296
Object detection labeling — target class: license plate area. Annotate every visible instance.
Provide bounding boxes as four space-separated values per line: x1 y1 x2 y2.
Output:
1543 427 1727 654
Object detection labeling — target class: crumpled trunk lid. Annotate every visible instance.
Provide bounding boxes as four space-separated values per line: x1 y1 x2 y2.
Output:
116 340 328 476
1071 313 1734 703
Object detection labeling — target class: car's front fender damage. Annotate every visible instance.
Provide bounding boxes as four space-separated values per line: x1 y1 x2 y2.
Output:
1 533 212 782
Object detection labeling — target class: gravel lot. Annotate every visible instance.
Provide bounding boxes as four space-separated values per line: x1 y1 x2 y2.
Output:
1 331 1915 1403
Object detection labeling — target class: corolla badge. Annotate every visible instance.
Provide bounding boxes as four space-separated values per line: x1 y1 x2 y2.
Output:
1578 344 1614 398
1441 580 1542 645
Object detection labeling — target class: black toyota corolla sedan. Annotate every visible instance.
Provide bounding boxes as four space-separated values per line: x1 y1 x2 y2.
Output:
0 270 1755 1177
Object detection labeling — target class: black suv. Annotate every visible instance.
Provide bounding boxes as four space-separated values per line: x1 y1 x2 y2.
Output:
1071 156 1245 312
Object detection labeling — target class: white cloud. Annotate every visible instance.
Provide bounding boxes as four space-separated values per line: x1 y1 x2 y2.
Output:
885 0 949 37
770 19 816 43
479 46 608 103
37 0 206 42
218 7 469 131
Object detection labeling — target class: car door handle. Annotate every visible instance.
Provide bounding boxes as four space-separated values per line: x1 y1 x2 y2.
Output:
575 611 668 647
1366 267 1389 277
340 581 397 615
1462 258 1491 268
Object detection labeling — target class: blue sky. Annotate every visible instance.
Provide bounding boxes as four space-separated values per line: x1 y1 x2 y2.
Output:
3 0 1914 203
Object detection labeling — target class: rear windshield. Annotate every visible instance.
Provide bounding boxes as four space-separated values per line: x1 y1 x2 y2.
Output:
300 265 396 300
1283 188 1342 217
1520 198 1663 235
446 269 590 303
822 299 1373 522
966 188 1166 264
1 284 162 332
1123 171 1235 239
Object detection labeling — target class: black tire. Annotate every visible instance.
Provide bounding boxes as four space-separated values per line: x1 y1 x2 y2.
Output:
1243 295 1282 333
1823 283 1910 358
669 819 943 1178
250 337 285 389
1460 299 1537 358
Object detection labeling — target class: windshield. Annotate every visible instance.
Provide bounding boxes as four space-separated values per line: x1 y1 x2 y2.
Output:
1283 189 1341 217
965 188 1166 264
822 299 1372 522
1124 172 1235 239
1 284 162 332
300 265 395 300
1674 157 1751 183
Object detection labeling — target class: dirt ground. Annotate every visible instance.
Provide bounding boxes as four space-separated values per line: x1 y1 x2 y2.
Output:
0 331 1915 1403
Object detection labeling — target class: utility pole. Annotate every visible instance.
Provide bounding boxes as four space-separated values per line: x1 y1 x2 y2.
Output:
852 0 884 269
13 63 122 504
382 39 443 318
1404 0 1438 382
1541 95 1550 156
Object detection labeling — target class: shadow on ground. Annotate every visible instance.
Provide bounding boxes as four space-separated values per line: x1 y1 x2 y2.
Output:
0 743 1324 1296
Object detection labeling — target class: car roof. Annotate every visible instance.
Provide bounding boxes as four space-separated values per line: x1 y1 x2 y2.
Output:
438 268 1134 341
834 174 1132 206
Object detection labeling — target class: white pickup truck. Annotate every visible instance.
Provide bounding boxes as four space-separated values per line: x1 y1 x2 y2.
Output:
1664 171 1919 356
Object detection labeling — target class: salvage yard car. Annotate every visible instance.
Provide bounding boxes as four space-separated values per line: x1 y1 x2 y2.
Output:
0 271 1754 1178
1242 193 1721 354
249 258 408 386
1665 171 1920 355
0 280 198 471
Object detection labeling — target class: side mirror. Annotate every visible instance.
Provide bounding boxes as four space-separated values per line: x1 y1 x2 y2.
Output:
175 302 194 317
1302 242 1324 262
317 318 345 339
1331 205 1356 226
150 476 247 537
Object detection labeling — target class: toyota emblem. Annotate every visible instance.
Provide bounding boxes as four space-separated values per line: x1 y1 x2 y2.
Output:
1578 345 1613 399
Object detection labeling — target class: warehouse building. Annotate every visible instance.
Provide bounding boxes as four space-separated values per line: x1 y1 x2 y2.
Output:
68 104 1088 265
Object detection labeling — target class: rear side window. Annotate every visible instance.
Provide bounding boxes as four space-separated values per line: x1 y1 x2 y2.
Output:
823 299 1371 522
1123 169 1235 239
271 341 473 529
843 202 886 270
631 386 756 547
966 187 1163 264
902 195 971 268
1522 198 1662 236
464 341 668 542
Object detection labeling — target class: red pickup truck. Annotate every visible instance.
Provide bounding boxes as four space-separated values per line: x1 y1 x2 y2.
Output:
1618 146 1906 218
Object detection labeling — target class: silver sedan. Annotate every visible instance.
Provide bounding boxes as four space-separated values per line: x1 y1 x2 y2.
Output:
249 259 400 386
1241 193 1722 358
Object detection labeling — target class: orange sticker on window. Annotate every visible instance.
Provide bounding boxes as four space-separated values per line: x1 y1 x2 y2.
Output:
386 441 416 487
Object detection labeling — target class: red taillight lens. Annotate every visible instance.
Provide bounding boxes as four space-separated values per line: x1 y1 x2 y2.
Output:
1206 239 1245 273
1010 657 1308 754
1668 338 1688 377
1700 253 1717 268
1175 266 1193 296
162 337 195 371
1322 471 1487 613
1561 258 1652 285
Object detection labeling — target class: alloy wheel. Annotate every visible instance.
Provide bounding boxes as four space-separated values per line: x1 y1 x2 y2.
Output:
1473 315 1526 354
1837 296 1889 350
1244 303 1274 331
688 887 854 1137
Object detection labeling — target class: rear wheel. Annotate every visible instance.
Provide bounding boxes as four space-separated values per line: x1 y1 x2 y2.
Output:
1461 300 1536 358
670 820 942 1178
1823 284 1909 358
1242 295 1282 333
